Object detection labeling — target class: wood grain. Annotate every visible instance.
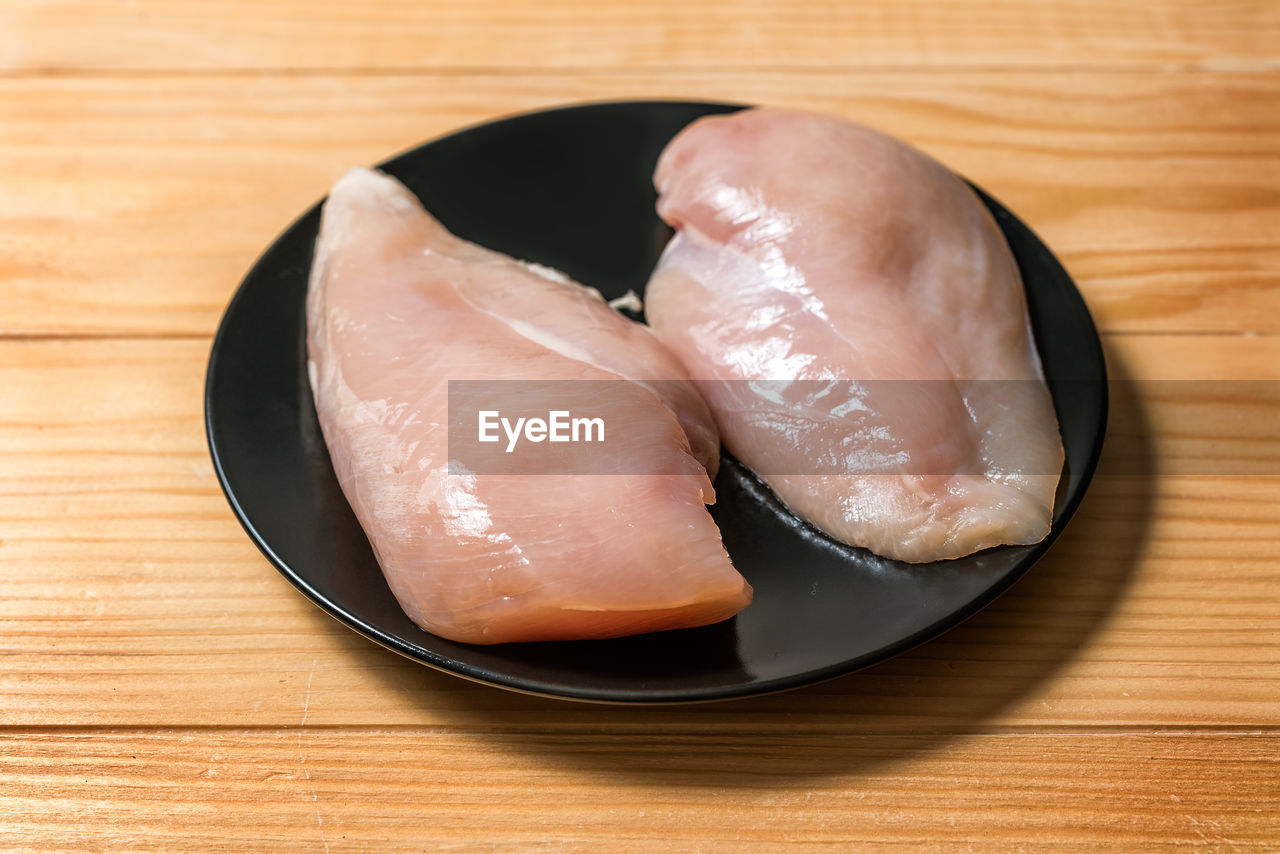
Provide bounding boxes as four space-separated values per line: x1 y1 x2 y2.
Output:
1 729 1276 851
3 1 1278 847
0 71 1277 338
2 0 1276 73
1 335 1277 729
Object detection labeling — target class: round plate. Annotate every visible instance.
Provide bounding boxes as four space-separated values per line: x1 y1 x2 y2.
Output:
205 101 1107 704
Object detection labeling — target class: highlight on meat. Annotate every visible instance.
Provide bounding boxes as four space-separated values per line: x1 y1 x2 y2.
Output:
306 106 1067 645
306 167 751 644
644 107 1065 563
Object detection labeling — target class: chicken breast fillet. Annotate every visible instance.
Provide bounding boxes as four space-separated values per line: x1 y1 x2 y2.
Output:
644 108 1065 563
306 167 750 643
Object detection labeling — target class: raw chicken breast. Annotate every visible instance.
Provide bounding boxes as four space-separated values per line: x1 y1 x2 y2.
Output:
306 167 750 643
645 108 1064 563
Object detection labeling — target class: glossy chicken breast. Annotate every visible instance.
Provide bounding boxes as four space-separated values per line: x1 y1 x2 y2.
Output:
306 167 750 643
645 108 1064 563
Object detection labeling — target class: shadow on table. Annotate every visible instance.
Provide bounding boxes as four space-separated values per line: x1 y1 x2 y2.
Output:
364 344 1153 784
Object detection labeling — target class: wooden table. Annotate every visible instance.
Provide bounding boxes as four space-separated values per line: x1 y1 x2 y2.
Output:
2 2 1278 850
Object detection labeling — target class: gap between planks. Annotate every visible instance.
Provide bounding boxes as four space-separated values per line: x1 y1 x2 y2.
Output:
2 724 1278 735
4 61 1280 79
0 332 214 342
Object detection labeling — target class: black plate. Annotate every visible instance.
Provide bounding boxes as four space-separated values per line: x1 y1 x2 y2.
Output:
205 101 1107 704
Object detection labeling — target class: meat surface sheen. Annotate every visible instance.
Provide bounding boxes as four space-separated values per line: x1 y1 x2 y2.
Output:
307 167 750 643
645 108 1065 563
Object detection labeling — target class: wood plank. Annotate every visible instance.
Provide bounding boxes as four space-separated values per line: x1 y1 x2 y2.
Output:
1 72 1277 338
0 728 1276 851
1 0 1276 73
0 335 1277 728
3 2 1274 848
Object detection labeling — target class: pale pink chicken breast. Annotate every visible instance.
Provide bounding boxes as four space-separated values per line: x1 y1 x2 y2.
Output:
645 108 1064 563
306 167 750 643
